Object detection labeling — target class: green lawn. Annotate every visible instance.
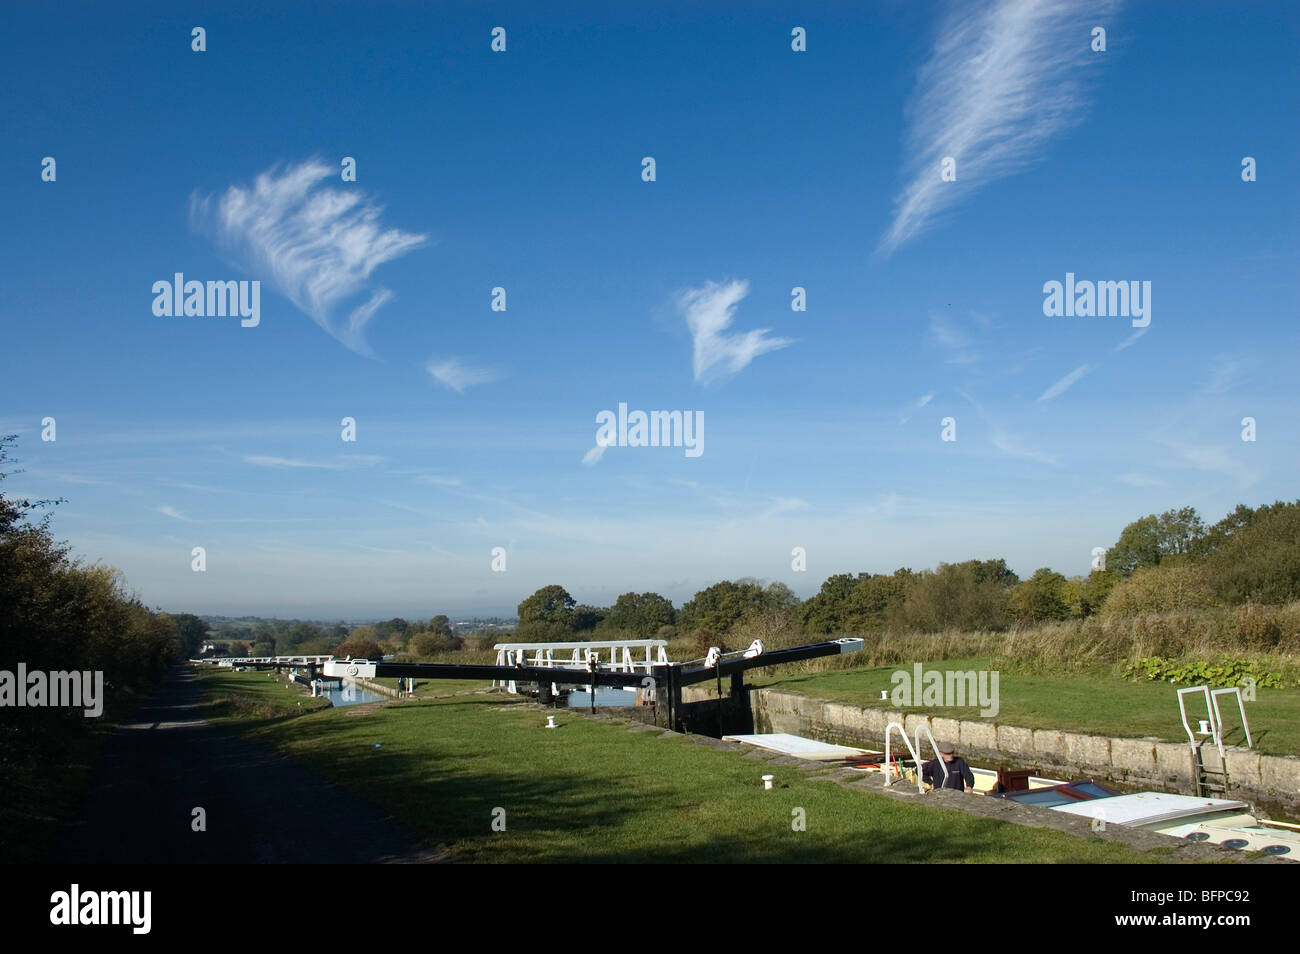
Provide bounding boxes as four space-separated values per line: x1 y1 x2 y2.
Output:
196 667 1176 863
752 657 1300 755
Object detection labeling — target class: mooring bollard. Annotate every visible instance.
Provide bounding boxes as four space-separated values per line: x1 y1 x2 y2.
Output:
762 774 774 790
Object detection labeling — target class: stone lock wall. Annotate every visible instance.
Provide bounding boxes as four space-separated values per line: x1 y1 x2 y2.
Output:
743 687 1300 817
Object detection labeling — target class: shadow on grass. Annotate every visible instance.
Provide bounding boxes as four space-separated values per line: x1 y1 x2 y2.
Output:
251 698 1147 864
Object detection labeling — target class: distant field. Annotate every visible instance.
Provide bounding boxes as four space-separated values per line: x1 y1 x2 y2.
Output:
195 668 1179 863
752 658 1300 756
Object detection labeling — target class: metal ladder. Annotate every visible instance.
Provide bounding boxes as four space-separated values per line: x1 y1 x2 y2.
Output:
1177 686 1252 798
883 722 948 794
1191 740 1230 797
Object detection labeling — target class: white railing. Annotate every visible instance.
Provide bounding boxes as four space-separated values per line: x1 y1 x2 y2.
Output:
914 724 949 789
1178 685 1252 757
493 639 668 694
1210 687 1252 750
205 654 336 668
883 721 947 794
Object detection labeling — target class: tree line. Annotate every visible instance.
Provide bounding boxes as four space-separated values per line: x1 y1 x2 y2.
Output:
506 500 1300 649
2 435 210 855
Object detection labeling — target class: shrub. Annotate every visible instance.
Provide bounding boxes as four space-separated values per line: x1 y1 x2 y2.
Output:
332 638 383 660
691 629 723 655
460 630 498 652
1009 568 1071 623
408 631 461 657
1204 502 1300 604
729 608 804 651
1100 563 1215 618
890 561 1015 633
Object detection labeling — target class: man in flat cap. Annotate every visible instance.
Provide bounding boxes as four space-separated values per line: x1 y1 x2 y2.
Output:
922 740 977 794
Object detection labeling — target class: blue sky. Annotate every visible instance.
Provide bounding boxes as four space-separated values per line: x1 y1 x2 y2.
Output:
2 1 1297 618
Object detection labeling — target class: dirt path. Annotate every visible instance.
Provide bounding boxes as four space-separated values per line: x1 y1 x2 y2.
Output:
48 666 441 863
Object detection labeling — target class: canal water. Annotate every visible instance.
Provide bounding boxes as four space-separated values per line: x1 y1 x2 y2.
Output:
320 684 386 707
564 687 638 708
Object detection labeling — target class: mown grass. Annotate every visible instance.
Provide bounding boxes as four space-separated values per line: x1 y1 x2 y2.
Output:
752 657 1300 755
195 667 1178 863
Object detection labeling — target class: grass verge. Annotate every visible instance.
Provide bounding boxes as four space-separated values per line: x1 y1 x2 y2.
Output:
196 667 1180 863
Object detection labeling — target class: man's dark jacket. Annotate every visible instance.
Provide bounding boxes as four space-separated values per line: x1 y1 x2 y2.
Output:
922 756 975 791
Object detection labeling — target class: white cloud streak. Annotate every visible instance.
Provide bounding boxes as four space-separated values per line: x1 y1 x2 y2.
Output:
880 0 1117 256
677 279 793 384
1113 326 1148 352
425 356 501 393
1202 358 1243 396
899 392 936 424
1117 473 1163 488
992 431 1058 465
1038 363 1091 401
191 158 427 354
242 454 385 470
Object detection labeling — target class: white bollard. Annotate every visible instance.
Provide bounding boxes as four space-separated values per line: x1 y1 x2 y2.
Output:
546 715 558 729
762 774 774 790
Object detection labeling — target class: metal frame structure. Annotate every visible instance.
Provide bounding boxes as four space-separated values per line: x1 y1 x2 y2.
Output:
1177 685 1252 757
492 639 669 695
1177 684 1253 799
317 636 865 730
1177 685 1220 754
1209 687 1252 750
879 722 955 795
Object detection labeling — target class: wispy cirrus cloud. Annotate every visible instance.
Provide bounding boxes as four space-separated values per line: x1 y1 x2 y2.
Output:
425 356 502 392
1114 326 1149 352
1202 358 1244 396
1117 472 1164 488
1167 441 1259 488
677 279 793 384
992 431 1058 466
1038 363 1091 401
242 454 385 470
898 392 935 424
414 474 463 487
928 313 980 366
191 158 427 355
757 497 811 520
879 0 1117 256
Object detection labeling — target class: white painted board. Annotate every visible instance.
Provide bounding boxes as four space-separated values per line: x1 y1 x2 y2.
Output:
723 733 869 761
